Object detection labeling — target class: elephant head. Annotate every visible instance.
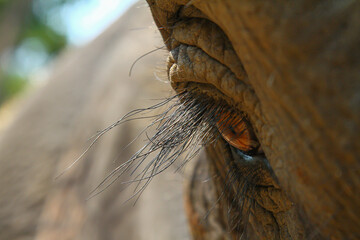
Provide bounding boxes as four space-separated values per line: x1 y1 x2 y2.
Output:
141 0 360 239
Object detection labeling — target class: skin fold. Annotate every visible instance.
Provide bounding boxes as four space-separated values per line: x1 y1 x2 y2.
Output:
0 1 358 239
146 0 360 239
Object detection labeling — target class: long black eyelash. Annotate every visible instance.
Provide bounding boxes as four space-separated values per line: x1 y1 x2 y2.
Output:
86 89 243 201
75 87 268 238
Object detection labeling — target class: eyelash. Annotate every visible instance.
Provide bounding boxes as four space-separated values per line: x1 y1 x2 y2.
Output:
86 89 260 200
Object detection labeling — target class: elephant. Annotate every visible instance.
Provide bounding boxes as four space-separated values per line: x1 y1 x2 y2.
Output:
0 1 359 240
141 0 360 239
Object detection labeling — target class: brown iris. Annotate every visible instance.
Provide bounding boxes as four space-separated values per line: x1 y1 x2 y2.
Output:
217 113 258 152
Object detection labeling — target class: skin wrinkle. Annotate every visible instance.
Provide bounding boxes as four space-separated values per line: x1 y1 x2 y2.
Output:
147 0 307 238
188 1 297 178
211 3 356 236
151 1 264 147
257 188 292 214
147 1 360 239
178 4 208 20
153 1 257 117
207 138 304 239
250 204 278 239
189 3 359 238
168 44 261 124
171 18 248 83
161 4 302 239
165 16 267 155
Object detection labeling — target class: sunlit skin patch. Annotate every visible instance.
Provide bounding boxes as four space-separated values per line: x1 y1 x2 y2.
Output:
216 113 259 153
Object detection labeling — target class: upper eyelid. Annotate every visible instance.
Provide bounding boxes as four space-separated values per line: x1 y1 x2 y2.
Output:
170 18 247 82
167 45 263 129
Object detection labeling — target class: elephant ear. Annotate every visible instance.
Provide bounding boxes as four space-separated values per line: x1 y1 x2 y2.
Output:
146 0 360 239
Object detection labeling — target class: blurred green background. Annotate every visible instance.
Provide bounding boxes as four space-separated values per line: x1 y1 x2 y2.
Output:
0 0 134 106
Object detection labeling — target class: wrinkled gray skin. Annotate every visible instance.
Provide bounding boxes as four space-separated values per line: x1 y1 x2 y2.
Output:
0 1 359 240
146 0 360 239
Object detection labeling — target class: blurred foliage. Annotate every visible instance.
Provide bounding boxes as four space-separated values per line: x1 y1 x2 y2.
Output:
19 15 67 56
0 74 27 104
0 0 11 11
0 0 76 106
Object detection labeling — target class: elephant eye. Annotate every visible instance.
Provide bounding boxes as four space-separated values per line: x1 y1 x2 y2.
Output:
216 113 259 153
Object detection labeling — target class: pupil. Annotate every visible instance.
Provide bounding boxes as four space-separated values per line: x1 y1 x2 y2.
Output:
229 126 237 135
